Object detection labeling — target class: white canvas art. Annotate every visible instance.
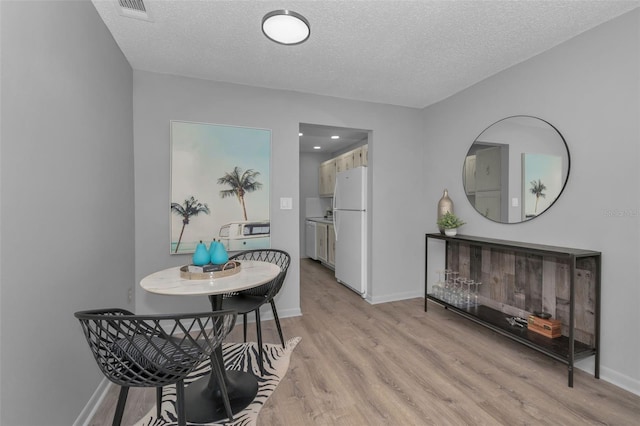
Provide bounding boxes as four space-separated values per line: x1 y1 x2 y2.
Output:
170 121 271 254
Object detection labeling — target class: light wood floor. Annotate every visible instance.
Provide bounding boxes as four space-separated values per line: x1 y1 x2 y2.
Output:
91 258 640 425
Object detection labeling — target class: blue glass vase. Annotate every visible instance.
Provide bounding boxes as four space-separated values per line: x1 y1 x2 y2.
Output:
210 241 229 265
192 241 210 266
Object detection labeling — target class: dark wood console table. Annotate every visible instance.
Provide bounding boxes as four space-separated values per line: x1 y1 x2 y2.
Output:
424 233 601 387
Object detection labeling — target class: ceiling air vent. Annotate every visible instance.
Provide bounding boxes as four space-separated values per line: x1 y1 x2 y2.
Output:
116 0 153 22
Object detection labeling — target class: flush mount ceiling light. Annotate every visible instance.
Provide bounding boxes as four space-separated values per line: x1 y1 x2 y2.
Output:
262 10 310 45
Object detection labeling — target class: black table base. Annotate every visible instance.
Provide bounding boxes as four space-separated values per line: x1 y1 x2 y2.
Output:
184 368 258 423
181 293 259 423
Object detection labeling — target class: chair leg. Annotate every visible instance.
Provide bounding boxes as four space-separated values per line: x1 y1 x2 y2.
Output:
112 386 129 426
243 313 248 342
255 308 265 376
211 353 235 421
156 387 162 419
270 299 285 348
175 380 186 426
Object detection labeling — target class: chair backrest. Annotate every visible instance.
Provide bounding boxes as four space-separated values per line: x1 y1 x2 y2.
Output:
230 249 290 271
74 309 236 388
229 249 291 300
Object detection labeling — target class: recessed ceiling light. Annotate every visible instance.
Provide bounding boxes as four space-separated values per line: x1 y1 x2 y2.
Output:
331 135 340 140
299 132 303 136
262 10 310 45
313 146 321 150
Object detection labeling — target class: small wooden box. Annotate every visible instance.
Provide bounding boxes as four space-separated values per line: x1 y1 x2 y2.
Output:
528 315 562 338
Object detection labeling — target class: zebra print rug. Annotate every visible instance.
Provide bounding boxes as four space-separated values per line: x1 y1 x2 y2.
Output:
135 337 301 426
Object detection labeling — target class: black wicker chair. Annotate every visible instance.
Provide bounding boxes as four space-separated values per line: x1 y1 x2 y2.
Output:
223 249 291 375
74 309 237 426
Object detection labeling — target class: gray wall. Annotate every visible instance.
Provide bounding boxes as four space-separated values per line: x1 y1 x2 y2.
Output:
0 1 134 425
422 10 640 393
133 70 425 316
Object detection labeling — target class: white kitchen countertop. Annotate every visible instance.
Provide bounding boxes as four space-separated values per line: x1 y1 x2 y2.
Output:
306 217 333 224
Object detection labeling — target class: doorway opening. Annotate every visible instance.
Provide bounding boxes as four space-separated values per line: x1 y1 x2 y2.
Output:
298 123 371 298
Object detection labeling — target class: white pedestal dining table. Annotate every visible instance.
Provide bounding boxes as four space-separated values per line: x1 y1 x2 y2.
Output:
140 260 280 423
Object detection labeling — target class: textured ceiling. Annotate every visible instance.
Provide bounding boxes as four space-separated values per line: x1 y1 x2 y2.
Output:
92 0 639 109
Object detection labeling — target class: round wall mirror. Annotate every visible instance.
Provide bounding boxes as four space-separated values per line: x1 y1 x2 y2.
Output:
463 116 570 224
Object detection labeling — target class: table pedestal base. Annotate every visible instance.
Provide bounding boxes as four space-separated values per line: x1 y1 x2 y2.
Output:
184 370 258 423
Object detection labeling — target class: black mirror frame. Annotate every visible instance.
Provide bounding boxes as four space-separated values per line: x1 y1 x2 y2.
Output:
463 115 571 224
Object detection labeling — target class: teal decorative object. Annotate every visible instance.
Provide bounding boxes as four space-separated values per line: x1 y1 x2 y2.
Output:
192 241 210 266
210 240 229 265
208 239 220 260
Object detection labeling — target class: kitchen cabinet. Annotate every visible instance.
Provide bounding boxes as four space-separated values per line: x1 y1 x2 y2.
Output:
318 144 367 197
424 233 600 387
319 159 336 197
361 145 368 166
316 223 328 263
308 219 335 269
463 155 476 194
327 224 336 267
336 151 354 172
351 145 369 167
472 147 503 221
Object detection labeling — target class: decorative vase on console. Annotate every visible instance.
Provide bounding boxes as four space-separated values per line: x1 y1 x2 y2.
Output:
192 241 210 266
437 189 454 235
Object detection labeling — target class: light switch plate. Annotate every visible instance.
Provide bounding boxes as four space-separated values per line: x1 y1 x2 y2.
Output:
280 197 293 210
512 197 519 207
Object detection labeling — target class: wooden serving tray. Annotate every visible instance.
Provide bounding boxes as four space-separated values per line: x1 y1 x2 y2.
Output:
179 261 241 280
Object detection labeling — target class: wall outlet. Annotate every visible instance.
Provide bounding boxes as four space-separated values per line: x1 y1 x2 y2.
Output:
128 288 133 303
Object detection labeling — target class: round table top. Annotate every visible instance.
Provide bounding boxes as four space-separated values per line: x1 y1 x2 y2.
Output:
140 260 280 296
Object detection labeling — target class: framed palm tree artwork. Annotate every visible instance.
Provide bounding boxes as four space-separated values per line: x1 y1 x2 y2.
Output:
170 121 271 254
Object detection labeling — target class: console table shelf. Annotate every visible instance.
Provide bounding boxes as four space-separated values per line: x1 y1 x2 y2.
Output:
424 233 601 387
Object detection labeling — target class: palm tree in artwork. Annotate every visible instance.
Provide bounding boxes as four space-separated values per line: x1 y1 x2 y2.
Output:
217 166 263 220
171 196 210 253
529 179 547 214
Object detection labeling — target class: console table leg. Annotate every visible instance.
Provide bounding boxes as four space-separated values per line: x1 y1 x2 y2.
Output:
568 365 574 388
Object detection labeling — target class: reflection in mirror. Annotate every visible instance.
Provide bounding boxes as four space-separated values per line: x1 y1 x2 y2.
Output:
463 116 570 224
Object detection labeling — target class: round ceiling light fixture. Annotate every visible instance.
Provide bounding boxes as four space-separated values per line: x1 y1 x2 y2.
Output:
262 10 310 45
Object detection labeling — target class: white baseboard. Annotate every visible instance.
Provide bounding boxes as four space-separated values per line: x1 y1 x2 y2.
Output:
599 366 640 396
367 291 423 305
575 357 640 396
73 378 112 426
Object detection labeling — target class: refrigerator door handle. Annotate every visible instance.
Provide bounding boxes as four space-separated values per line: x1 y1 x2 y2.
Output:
332 210 338 241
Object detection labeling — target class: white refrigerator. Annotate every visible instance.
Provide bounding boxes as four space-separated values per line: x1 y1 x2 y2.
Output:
332 167 367 297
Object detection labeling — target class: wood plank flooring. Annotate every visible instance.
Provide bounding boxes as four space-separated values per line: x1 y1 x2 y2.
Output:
90 258 640 425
